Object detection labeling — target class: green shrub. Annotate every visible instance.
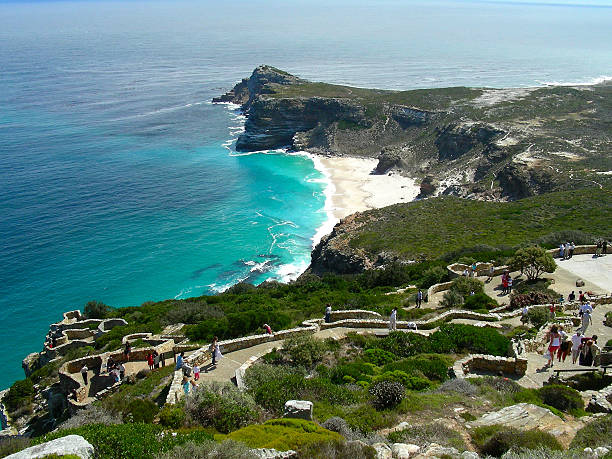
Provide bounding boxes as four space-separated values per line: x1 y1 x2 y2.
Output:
35 424 213 459
4 379 34 414
450 277 485 296
383 354 453 382
369 380 405 409
331 362 378 384
84 300 111 319
471 425 562 457
525 306 550 330
218 418 343 452
372 371 432 391
296 439 377 458
537 385 584 414
158 404 187 429
388 423 466 450
363 348 397 366
0 437 31 457
565 372 612 392
419 266 448 289
186 382 261 433
463 292 498 311
155 440 259 459
570 415 612 449
284 335 327 368
440 290 464 309
122 398 159 423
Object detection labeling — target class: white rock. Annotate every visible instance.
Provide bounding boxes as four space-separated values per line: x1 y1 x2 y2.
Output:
419 443 461 458
595 447 610 457
283 400 313 421
6 435 94 458
461 452 480 459
372 442 393 459
392 442 420 458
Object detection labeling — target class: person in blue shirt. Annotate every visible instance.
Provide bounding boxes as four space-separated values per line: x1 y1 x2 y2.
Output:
176 352 185 371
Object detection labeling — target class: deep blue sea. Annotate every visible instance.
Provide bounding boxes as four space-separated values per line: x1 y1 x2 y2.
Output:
1 0 611 390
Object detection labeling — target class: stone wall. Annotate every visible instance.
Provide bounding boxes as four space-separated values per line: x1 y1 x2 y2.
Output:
453 354 528 378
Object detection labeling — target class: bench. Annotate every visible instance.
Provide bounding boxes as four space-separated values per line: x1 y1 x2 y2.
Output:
554 366 612 377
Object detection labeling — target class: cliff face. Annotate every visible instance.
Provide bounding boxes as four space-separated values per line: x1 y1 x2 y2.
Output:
215 66 612 202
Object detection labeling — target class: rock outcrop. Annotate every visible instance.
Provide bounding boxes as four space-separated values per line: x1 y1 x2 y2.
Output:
5 434 94 459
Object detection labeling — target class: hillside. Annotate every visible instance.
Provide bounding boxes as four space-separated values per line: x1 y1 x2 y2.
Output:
215 66 612 200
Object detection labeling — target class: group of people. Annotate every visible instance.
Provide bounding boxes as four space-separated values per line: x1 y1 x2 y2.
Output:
558 242 576 260
146 350 162 370
500 271 513 295
176 336 224 395
546 324 601 368
106 356 125 383
595 239 608 257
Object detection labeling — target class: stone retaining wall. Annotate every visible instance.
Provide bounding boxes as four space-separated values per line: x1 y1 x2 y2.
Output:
453 354 528 378
447 263 509 279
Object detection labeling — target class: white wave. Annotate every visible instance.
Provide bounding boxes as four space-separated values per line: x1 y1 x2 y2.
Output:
536 75 612 87
108 101 208 122
270 258 311 283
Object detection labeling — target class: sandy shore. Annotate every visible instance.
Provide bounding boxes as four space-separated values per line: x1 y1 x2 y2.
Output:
312 155 421 221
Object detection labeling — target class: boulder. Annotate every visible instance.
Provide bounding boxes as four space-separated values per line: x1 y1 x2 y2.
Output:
587 395 612 414
414 443 461 458
392 442 420 458
254 448 298 458
283 400 313 421
372 442 392 459
6 434 94 458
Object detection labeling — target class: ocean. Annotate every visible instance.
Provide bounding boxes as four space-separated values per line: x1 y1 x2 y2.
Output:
1 0 611 390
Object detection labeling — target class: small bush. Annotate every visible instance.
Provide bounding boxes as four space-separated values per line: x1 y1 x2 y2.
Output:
158 404 186 429
372 371 432 391
537 385 584 414
388 423 466 450
4 379 34 414
419 266 448 289
59 405 121 430
436 378 478 396
363 348 397 366
0 437 31 457
440 290 464 309
84 300 111 319
565 372 612 392
570 415 612 449
369 380 405 409
383 354 453 382
450 277 485 297
186 382 261 433
155 439 259 459
331 361 378 384
218 418 343 452
525 306 550 330
296 439 377 458
284 335 327 368
463 292 498 311
471 425 562 457
123 398 159 423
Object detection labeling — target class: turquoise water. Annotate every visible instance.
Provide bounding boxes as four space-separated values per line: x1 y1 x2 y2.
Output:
1 0 611 390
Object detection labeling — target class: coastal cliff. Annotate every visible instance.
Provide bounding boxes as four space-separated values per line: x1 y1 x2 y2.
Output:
215 66 612 201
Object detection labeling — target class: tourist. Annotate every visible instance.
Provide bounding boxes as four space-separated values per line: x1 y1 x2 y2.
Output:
263 323 272 334
118 362 125 380
81 364 88 385
210 337 222 365
416 290 423 308
564 242 571 260
596 240 602 257
124 341 131 362
559 243 565 259
501 273 508 295
111 368 120 383
153 350 160 369
578 291 585 303
471 262 477 277
487 264 495 283
549 303 556 319
579 340 600 366
182 376 191 395
603 240 608 256
521 305 529 324
389 307 397 331
506 275 513 294
569 242 575 258
193 365 200 381
324 304 332 323
545 325 561 368
147 352 154 371
581 309 592 334
106 356 115 373
557 326 570 362
462 268 469 277
571 330 582 364
176 351 185 371
579 302 593 315
568 291 576 302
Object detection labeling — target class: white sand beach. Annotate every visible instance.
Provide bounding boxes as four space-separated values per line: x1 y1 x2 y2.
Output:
313 155 421 221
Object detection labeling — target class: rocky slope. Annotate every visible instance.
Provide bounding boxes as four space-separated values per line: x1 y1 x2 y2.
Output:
215 66 612 201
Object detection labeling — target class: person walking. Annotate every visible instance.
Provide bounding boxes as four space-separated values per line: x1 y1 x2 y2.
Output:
501 273 508 295
569 242 575 258
568 291 576 302
193 365 200 381
557 326 570 362
263 323 272 334
324 304 332 323
507 275 513 294
153 351 160 369
182 377 191 395
546 325 562 368
581 309 592 334
210 336 222 365
175 352 185 371
416 290 423 308
571 331 582 364
81 364 89 385
118 362 125 380
603 240 608 256
389 307 397 331
487 264 495 283
564 242 571 260
124 341 131 361
559 243 565 259
146 352 154 371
